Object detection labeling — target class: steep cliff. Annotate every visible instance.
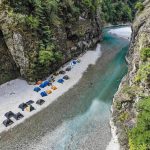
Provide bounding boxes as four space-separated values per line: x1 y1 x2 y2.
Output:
112 0 150 149
0 30 19 84
0 0 101 83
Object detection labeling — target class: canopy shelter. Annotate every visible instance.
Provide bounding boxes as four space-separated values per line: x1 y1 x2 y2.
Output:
3 119 14 127
4 111 15 119
40 81 49 88
34 87 41 92
70 60 77 66
18 103 28 111
51 86 57 90
25 105 35 112
36 99 45 105
53 72 59 76
46 90 52 94
59 70 66 74
14 112 24 120
66 66 71 71
26 100 34 105
63 75 70 80
48 82 52 86
57 79 64 84
40 91 48 97
36 80 42 85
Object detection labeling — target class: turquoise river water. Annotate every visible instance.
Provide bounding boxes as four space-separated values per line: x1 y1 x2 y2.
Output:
0 27 130 150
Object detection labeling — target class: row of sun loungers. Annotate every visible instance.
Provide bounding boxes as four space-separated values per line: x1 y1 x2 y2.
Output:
3 99 45 127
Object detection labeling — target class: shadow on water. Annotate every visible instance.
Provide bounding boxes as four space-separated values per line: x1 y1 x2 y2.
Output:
0 28 129 150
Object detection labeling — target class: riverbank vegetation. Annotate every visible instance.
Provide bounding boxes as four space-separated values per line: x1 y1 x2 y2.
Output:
129 46 150 150
129 97 150 150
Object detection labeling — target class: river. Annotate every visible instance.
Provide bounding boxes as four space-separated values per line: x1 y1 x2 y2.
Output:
0 27 130 150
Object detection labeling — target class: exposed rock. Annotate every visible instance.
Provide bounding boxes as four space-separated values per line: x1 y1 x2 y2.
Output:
112 1 150 149
0 1 102 83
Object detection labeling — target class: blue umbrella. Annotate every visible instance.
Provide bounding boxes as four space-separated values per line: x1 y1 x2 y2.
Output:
40 91 47 97
34 87 41 92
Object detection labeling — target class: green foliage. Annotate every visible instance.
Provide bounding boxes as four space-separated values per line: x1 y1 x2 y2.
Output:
135 62 150 83
100 0 133 24
119 112 129 122
25 15 39 29
128 97 150 150
140 48 150 61
135 2 144 11
39 43 62 66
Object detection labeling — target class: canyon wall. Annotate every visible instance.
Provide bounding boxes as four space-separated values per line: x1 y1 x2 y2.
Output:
112 0 150 149
0 0 101 84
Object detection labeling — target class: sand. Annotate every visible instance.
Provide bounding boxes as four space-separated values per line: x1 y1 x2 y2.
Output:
0 44 101 133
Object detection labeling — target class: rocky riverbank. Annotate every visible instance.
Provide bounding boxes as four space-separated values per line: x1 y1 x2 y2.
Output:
111 1 150 149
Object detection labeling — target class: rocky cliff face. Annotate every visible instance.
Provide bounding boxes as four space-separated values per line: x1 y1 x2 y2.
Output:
0 0 101 83
0 30 19 84
112 0 150 149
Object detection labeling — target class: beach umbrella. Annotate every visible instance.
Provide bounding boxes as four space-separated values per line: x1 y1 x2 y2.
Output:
63 75 70 80
3 119 14 127
57 79 64 84
36 99 45 105
18 103 28 111
34 87 41 92
39 83 46 88
66 66 71 71
14 112 24 120
26 100 34 105
36 80 42 85
46 89 52 94
25 105 35 112
40 91 48 97
43 80 50 86
70 60 77 67
4 111 15 119
59 70 66 74
51 86 57 90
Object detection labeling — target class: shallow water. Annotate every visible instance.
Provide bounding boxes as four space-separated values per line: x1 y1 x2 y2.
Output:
0 27 130 150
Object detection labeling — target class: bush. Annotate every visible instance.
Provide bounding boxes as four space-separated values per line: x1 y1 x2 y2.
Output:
140 48 150 61
135 2 144 11
25 15 39 29
128 97 150 150
135 63 150 83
